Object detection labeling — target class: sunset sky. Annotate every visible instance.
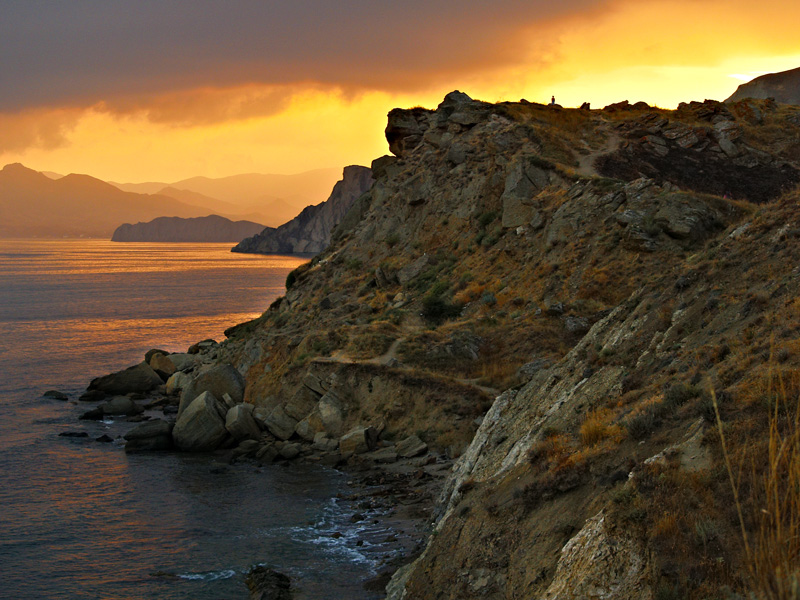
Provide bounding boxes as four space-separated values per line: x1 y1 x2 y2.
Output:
2 0 800 183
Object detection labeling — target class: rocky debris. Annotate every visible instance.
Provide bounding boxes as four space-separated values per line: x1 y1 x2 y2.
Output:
99 396 144 416
178 363 245 417
225 404 262 441
88 362 163 395
244 565 293 600
233 166 373 255
43 390 69 400
124 419 174 452
541 511 652 600
395 435 428 458
172 391 229 452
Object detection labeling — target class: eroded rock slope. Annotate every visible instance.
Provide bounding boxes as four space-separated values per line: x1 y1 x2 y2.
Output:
175 92 800 598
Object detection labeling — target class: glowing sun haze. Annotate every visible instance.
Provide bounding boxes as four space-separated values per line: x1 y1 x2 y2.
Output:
2 0 799 182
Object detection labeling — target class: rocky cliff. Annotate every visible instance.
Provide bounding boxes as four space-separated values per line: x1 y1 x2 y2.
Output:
108 92 800 598
111 214 265 243
232 165 373 255
726 65 800 105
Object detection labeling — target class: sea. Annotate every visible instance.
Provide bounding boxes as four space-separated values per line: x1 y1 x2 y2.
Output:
0 240 399 600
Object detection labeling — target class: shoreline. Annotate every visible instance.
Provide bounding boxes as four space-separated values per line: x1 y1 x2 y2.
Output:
60 341 451 599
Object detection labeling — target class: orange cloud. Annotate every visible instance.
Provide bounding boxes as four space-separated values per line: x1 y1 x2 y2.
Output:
2 0 800 181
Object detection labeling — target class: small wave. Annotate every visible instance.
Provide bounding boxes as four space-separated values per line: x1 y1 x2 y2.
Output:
178 569 236 581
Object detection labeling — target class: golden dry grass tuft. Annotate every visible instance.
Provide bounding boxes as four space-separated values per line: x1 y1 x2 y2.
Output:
714 364 800 599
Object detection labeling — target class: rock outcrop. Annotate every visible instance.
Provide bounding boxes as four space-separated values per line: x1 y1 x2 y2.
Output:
232 165 373 255
111 214 265 243
726 65 800 105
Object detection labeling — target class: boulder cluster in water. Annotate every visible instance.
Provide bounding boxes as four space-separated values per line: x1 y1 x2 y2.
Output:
74 340 431 469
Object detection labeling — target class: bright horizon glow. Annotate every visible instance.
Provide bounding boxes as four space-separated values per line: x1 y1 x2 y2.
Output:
2 1 800 182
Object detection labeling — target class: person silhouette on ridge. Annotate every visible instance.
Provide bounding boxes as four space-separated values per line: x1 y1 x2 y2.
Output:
550 95 556 105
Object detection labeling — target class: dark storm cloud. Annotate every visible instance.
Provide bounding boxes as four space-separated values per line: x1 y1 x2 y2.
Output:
0 0 605 112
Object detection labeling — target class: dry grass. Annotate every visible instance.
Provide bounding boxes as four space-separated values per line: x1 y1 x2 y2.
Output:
579 409 624 446
714 364 800 599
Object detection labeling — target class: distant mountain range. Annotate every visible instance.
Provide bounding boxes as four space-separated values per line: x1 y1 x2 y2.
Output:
0 164 213 238
111 215 265 243
726 66 800 104
0 163 343 238
110 168 340 227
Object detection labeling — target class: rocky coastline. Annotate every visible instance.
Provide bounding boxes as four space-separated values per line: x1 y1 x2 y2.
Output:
61 336 452 598
50 90 800 598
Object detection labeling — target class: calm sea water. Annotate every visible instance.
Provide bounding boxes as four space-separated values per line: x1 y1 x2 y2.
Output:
0 240 392 600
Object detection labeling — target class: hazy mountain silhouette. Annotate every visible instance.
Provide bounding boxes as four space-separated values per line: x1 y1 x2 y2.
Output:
109 168 340 227
726 66 800 104
0 163 213 238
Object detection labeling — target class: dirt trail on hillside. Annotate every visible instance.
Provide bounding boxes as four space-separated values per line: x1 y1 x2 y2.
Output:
576 124 620 177
317 327 500 398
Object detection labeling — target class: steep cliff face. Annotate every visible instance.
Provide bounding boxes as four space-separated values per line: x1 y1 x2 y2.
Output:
111 214 265 242
232 165 373 255
211 92 800 599
726 65 800 105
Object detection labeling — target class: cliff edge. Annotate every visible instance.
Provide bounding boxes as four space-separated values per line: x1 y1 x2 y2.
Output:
232 165 373 255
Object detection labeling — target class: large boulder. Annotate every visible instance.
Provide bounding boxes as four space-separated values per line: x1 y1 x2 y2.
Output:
165 371 192 395
124 419 174 452
149 353 176 377
225 404 262 441
263 405 298 441
88 362 163 395
178 364 245 417
100 396 144 416
172 391 229 452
